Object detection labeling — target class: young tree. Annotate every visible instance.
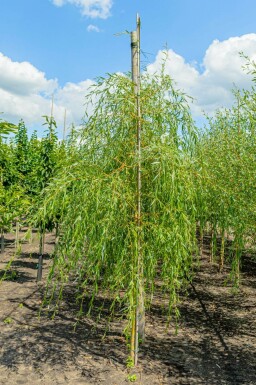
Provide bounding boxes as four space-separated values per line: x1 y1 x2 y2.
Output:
37 66 198 363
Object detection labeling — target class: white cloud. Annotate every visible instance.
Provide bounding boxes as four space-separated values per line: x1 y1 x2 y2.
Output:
147 34 256 117
87 24 100 32
0 52 93 133
0 53 57 96
52 0 113 19
52 0 64 6
2 34 256 136
55 79 95 124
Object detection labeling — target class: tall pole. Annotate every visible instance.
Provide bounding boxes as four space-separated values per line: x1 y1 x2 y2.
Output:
63 109 67 141
130 14 144 366
50 94 54 118
50 94 54 141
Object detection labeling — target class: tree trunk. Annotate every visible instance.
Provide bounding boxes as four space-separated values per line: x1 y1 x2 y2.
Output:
15 221 20 251
219 230 225 272
1 230 4 254
199 225 204 257
37 229 45 282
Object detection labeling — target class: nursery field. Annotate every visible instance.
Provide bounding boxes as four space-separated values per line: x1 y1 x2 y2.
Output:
0 229 255 385
1 18 256 384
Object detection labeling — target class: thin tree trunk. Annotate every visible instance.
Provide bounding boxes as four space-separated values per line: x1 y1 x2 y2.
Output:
29 227 33 244
219 230 225 272
199 225 204 257
234 239 241 287
235 251 240 286
15 221 20 251
37 229 45 282
1 229 4 254
37 255 43 282
55 222 59 245
210 224 218 264
210 226 214 263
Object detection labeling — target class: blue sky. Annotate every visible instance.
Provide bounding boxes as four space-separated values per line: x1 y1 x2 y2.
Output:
1 0 256 135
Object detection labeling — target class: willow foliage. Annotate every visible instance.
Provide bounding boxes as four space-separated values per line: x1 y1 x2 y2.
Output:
39 70 198 320
194 86 256 279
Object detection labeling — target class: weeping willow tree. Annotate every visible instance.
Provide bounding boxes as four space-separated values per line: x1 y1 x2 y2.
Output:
194 86 256 282
37 56 198 363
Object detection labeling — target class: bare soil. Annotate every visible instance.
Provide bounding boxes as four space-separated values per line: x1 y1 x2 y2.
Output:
0 230 255 385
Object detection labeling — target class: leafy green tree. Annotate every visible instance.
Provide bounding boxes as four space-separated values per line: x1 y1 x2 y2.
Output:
38 116 58 191
194 87 256 283
37 71 198 358
0 117 17 137
0 119 29 252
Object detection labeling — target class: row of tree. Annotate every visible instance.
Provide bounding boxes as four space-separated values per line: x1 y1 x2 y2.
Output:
0 116 61 248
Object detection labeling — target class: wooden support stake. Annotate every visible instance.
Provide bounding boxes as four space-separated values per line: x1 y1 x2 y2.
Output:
130 14 145 367
63 109 67 141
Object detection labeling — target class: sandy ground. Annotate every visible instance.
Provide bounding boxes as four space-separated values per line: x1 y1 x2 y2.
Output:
0 229 256 384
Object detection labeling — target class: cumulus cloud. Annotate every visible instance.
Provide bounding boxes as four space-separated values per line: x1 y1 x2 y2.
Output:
55 79 95 124
147 34 256 117
0 52 93 133
0 53 57 96
52 0 112 19
87 24 100 32
1 34 256 135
